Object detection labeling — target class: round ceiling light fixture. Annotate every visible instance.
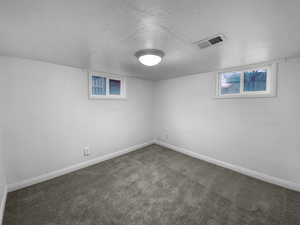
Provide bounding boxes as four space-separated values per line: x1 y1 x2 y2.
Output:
135 49 165 66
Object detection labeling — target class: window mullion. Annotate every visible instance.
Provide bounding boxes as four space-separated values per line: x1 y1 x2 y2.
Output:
218 73 222 96
106 77 110 96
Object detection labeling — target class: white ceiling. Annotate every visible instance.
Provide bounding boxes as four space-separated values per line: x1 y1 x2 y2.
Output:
0 0 300 80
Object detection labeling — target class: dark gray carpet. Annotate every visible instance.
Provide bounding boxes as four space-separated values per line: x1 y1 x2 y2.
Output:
3 144 300 225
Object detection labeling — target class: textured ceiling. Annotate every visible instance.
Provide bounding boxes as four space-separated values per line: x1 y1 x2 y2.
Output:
0 0 300 80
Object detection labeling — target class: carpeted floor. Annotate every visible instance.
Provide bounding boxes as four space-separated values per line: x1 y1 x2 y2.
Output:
3 144 300 225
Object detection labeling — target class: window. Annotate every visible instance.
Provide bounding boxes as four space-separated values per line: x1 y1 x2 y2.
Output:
89 72 126 99
216 64 277 98
109 79 121 95
220 71 241 95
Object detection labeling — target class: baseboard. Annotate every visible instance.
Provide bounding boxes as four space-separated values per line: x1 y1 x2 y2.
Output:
8 141 154 192
155 140 300 192
0 185 7 225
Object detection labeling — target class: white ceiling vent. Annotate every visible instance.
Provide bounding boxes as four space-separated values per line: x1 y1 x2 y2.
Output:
195 34 225 50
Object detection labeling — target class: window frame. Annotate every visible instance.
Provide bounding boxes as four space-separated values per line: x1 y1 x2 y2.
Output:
215 63 277 98
89 72 126 99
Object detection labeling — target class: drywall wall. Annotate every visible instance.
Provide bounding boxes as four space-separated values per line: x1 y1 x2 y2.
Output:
0 56 154 188
154 58 300 188
2 54 300 192
0 128 7 224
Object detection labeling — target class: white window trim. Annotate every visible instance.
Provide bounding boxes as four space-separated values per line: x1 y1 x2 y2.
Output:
89 72 126 100
215 63 277 99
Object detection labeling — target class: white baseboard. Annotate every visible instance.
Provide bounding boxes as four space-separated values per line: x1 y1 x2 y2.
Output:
8 141 154 192
7 140 300 193
0 185 7 225
155 140 300 192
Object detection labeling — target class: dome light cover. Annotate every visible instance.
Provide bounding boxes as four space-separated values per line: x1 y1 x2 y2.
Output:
135 49 165 66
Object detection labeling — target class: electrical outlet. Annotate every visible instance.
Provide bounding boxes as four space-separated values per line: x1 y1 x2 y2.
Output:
165 133 169 140
161 129 168 140
83 146 90 157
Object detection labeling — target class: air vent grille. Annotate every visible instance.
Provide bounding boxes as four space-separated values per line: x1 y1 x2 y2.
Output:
195 34 225 50
208 36 223 45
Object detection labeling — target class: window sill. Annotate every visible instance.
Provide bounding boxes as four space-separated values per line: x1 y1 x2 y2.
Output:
89 95 127 100
215 92 276 99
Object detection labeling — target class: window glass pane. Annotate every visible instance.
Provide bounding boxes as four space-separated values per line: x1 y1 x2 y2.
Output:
244 69 267 92
220 72 241 95
92 76 106 95
109 79 121 95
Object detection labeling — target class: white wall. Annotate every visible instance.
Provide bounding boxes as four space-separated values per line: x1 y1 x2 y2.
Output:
1 55 300 192
0 129 6 195
0 57 154 187
154 58 300 187
0 128 7 224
